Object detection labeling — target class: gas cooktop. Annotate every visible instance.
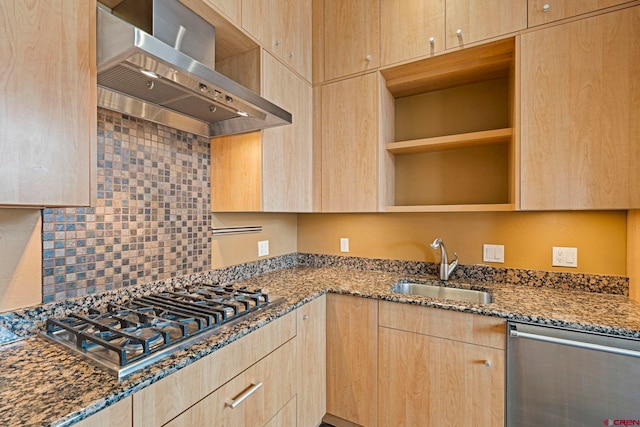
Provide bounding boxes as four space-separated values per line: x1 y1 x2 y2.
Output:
41 283 283 380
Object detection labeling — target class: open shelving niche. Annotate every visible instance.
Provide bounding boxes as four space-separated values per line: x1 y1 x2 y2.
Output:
380 37 518 212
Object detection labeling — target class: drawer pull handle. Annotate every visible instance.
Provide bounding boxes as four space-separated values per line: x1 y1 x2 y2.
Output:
225 382 263 409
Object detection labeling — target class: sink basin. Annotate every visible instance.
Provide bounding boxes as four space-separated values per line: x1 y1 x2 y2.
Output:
391 282 493 304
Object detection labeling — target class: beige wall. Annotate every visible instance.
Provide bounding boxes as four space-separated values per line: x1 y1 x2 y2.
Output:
0 209 42 311
298 211 627 276
211 213 298 268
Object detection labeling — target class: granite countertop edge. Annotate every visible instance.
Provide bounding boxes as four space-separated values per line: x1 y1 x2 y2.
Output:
2 265 640 427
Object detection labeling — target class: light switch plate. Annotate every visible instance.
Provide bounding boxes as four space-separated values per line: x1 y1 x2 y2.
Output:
340 238 349 253
552 246 577 267
258 240 269 257
483 244 504 263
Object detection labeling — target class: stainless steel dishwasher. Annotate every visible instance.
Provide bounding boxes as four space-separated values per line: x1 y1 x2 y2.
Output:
506 321 640 426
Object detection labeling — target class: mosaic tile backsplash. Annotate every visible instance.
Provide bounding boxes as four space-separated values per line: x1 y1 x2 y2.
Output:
41 109 212 302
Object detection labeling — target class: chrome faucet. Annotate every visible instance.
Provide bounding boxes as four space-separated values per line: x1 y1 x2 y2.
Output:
430 238 459 281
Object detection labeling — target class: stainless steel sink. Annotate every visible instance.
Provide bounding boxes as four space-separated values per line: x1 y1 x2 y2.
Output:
391 282 493 304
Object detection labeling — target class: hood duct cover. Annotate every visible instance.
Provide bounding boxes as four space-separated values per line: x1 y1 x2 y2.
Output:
96 0 291 137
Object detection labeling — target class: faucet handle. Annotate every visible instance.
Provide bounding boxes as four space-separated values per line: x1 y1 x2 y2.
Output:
430 238 443 249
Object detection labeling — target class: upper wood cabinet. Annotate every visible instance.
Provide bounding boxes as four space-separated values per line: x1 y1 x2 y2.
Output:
320 72 394 212
445 0 527 49
0 0 96 207
380 0 445 66
211 51 313 212
262 52 314 212
242 0 312 81
520 6 640 210
528 0 634 27
201 0 241 25
321 0 380 81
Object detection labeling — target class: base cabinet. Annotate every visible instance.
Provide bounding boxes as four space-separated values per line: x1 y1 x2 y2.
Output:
378 301 506 427
132 310 296 426
74 397 132 427
164 339 296 427
326 294 378 426
379 327 504 426
297 295 327 427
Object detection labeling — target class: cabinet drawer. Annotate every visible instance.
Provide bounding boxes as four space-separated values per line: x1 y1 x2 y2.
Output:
264 396 297 427
379 300 505 349
164 338 296 427
528 0 633 27
133 310 296 426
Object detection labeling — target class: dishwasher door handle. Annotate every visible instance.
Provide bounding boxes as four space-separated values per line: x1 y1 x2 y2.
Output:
509 326 640 358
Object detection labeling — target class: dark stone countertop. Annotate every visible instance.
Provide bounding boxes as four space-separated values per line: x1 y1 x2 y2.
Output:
1 265 640 426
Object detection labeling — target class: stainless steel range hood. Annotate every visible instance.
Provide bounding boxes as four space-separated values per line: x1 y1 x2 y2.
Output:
96 0 291 137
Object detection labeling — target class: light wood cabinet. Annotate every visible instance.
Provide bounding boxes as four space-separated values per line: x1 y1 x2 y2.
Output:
528 0 634 27
322 0 380 81
326 293 378 427
164 338 296 427
264 397 297 427
211 51 313 212
0 0 96 207
378 301 506 426
445 0 526 49
320 72 394 212
297 295 327 427
379 327 505 426
381 38 518 212
242 0 312 81
75 397 132 427
262 51 314 212
133 311 296 426
380 0 445 66
202 0 241 25
520 6 640 210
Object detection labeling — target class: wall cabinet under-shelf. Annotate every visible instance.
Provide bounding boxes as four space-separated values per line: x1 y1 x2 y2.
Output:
380 37 517 212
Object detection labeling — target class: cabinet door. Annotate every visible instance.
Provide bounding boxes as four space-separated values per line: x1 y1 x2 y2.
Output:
283 0 312 81
326 293 378 427
321 73 380 212
379 327 505 426
165 339 296 427
445 0 526 48
528 0 633 27
323 0 380 81
520 6 640 210
242 0 312 81
0 0 96 206
380 0 445 66
296 295 326 427
203 0 241 24
262 52 313 212
75 397 132 427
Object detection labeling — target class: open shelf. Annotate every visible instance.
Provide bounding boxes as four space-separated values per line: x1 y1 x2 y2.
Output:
387 128 513 155
381 37 518 211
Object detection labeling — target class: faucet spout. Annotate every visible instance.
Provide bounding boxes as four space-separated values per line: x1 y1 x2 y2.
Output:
430 238 459 281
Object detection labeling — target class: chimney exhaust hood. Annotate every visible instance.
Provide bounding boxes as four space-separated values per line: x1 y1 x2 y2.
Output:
96 0 291 137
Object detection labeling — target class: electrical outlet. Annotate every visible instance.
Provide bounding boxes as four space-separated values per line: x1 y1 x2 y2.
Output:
340 238 349 253
258 240 269 257
483 244 504 263
552 246 577 267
